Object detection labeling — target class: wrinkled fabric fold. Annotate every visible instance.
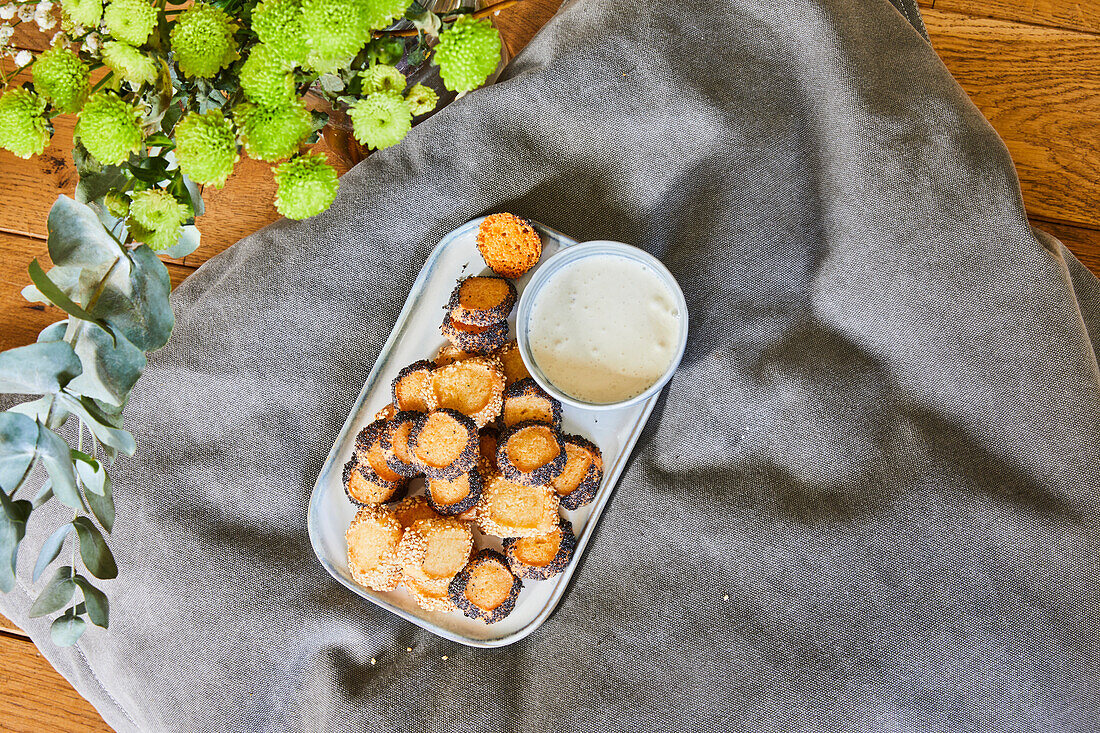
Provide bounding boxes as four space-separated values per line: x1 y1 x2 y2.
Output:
3 0 1099 730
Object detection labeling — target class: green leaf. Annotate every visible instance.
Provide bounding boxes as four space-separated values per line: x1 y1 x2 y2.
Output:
156 225 201 259
9 394 69 431
28 260 118 345
50 611 86 646
0 492 32 593
66 323 146 407
35 423 82 510
56 393 136 456
28 566 76 617
43 196 126 304
36 321 69 343
84 475 115 533
74 164 129 208
72 516 117 579
144 132 174 148
33 478 54 508
0 341 83 395
0 411 39 492
73 575 108 629
89 244 174 352
72 451 108 496
33 523 72 583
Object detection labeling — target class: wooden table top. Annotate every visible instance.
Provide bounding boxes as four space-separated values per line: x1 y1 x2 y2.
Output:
1 1 1097 729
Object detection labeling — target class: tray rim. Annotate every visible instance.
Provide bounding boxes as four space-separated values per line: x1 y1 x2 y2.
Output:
307 216 660 648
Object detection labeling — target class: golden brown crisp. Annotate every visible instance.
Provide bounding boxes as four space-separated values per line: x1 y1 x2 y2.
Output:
342 458 406 507
422 356 505 428
392 495 440 530
435 343 475 367
502 378 562 428
398 516 474 612
476 475 560 538
476 213 542 278
408 409 478 480
448 549 522 623
392 360 434 413
347 506 403 591
448 276 517 327
552 434 604 510
441 313 508 355
497 421 567 486
495 340 531 387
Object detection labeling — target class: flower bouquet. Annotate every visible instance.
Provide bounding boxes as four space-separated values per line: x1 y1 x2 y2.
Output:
0 0 510 645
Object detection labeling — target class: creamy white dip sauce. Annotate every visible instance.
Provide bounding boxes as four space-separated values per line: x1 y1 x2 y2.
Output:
527 254 679 404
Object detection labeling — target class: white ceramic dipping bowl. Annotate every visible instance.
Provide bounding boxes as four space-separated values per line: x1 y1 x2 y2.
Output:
515 240 689 411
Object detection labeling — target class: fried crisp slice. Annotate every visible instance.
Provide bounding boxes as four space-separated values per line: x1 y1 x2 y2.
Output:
392 359 435 412
448 276 517 327
379 411 424 478
497 421 566 486
426 468 484 516
503 518 577 581
423 356 504 428
552 434 603 510
342 457 407 506
347 505 403 591
441 313 508 355
435 343 475 366
494 340 530 387
393 495 440 530
449 549 522 624
408 409 479 480
478 426 499 476
502 378 561 428
477 475 560 538
476 213 542 278
398 516 474 612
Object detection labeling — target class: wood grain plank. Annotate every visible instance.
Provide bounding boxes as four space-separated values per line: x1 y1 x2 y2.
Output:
0 634 113 732
935 0 1100 35
0 612 28 638
924 8 1100 229
494 0 562 57
0 231 196 352
1032 219 1100 276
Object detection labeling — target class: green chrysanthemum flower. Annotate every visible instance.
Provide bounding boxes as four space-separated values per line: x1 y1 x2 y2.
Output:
170 3 239 78
127 189 189 250
300 0 370 73
61 0 104 29
101 41 157 87
0 89 51 159
359 64 405 96
32 45 91 114
360 0 409 31
104 190 130 218
103 0 157 46
233 99 312 162
273 152 338 220
433 15 501 93
240 44 295 107
252 0 308 65
348 92 410 151
174 110 239 187
405 83 437 116
75 91 142 165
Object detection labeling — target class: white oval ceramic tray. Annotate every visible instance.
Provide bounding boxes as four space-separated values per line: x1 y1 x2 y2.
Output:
307 217 661 647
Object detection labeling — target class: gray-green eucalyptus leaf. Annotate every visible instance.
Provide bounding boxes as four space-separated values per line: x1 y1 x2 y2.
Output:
35 423 82 510
56 393 136 456
156 225 201 259
66 323 146 407
72 517 117 579
0 492 32 593
0 411 39 492
73 575 109 629
0 341 83 395
84 476 115 534
34 523 73 583
36 321 69 343
72 451 108 496
50 611 86 646
28 566 76 618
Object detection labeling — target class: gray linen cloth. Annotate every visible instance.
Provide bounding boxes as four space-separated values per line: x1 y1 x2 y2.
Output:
4 0 1100 730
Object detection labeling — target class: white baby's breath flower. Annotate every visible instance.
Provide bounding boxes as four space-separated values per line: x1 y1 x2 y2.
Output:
51 29 63 43
14 48 32 66
34 1 55 30
0 24 13 45
18 4 34 22
82 30 98 54
0 4 16 20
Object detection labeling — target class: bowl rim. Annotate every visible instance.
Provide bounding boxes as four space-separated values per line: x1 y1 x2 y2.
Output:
515 240 689 411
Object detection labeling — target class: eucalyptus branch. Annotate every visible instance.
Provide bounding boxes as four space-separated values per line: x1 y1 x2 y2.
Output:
373 0 519 37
